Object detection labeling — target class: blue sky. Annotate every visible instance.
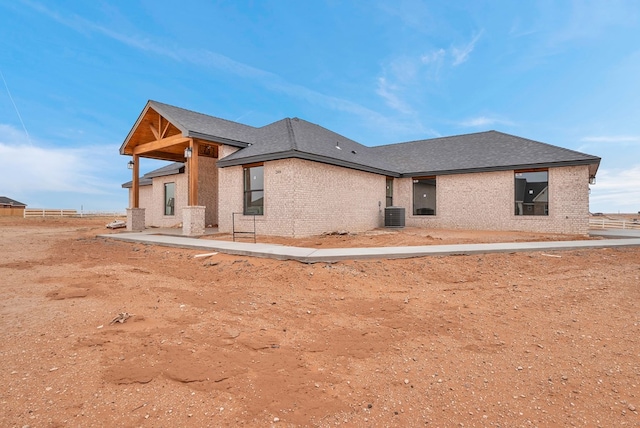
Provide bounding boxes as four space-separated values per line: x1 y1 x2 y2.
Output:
1 1 639 213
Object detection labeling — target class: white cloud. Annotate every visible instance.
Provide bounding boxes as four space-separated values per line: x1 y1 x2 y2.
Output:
375 29 483 112
581 135 640 143
23 1 405 133
589 164 640 213
458 116 513 128
376 77 412 114
421 48 446 64
420 48 446 81
0 124 126 208
451 31 484 66
376 0 434 31
577 135 640 153
553 0 639 44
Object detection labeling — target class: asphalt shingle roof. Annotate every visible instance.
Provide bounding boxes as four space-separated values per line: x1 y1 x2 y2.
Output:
0 196 26 207
371 131 601 176
129 101 601 178
122 162 184 188
149 101 259 147
216 117 395 175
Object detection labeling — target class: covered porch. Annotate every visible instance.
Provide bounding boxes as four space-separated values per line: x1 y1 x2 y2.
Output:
120 101 223 236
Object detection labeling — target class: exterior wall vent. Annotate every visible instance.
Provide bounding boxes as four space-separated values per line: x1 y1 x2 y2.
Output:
384 206 405 228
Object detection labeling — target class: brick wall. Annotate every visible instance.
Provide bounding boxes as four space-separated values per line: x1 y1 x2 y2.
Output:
150 174 188 227
195 157 218 226
218 158 386 237
397 165 590 234
128 174 188 228
141 146 591 236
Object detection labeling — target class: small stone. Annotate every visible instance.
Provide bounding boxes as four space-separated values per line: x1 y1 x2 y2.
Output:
562 375 568 381
404 379 410 384
629 404 636 411
516 366 523 371
273 417 280 422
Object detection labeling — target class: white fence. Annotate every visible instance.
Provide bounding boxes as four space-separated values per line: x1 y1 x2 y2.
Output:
589 218 640 230
78 211 126 218
24 209 125 218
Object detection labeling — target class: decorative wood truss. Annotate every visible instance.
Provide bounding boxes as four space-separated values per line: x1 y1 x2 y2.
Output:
121 107 219 208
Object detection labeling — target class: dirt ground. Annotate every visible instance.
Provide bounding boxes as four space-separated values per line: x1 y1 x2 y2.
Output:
1 216 639 427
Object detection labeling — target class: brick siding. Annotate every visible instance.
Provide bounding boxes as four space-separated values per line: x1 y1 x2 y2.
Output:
397 165 590 234
134 145 591 236
219 158 386 237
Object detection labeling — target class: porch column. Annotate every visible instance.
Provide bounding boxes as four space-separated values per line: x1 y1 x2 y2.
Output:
183 139 205 235
182 205 205 236
127 154 145 231
132 154 140 208
126 208 146 232
187 139 199 206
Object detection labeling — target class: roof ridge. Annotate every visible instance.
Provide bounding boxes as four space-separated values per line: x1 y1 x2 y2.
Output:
490 130 600 159
376 130 498 148
148 100 259 130
285 118 298 150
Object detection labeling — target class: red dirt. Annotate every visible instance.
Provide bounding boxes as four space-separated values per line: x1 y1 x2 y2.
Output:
1 216 639 427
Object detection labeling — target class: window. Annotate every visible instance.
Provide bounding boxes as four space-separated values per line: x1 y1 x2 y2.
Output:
243 164 264 215
514 170 548 216
164 182 175 216
413 177 436 215
386 177 393 207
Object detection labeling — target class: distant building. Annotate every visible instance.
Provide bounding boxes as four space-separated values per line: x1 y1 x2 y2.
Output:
0 196 27 217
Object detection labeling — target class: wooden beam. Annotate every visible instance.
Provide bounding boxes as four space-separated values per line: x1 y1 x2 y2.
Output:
161 119 170 139
188 139 199 206
133 134 190 155
132 154 140 208
149 123 160 140
142 152 185 162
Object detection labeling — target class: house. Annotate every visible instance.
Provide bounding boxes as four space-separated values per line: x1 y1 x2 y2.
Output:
121 100 600 237
0 196 27 217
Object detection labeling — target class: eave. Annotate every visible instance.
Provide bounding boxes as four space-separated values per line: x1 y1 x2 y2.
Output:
216 150 400 177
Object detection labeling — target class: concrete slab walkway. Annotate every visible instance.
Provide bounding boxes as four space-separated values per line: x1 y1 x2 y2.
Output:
99 230 640 263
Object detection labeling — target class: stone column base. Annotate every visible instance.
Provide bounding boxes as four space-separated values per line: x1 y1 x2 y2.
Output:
183 206 206 236
126 208 146 232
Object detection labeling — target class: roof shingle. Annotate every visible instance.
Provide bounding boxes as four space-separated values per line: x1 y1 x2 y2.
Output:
126 101 601 178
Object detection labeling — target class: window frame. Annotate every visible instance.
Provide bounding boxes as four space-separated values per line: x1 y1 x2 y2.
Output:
514 168 549 216
243 163 264 216
386 177 394 207
412 176 437 216
164 182 175 216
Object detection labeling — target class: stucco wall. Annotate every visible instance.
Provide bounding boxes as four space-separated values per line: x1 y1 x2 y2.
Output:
218 158 386 237
396 165 590 234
